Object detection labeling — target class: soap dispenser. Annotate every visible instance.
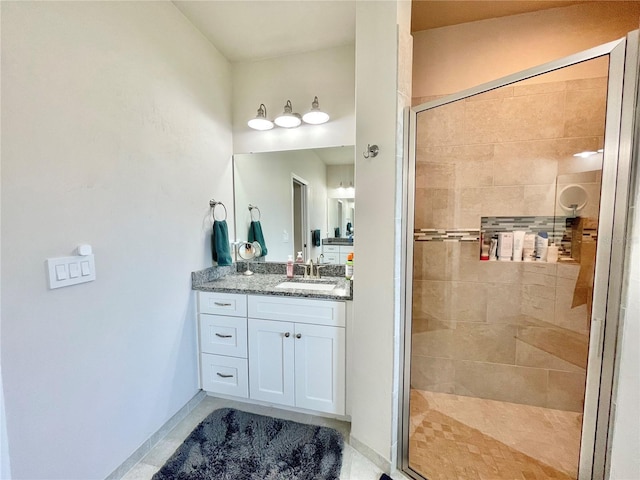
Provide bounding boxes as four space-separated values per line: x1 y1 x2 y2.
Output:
286 255 294 278
295 251 304 263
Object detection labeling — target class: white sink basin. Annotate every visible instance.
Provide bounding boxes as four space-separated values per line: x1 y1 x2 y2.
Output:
275 282 337 291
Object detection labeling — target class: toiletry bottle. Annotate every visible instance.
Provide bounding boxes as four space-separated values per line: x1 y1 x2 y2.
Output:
480 234 490 261
295 251 304 263
498 232 514 261
535 232 549 262
523 233 536 262
547 243 559 263
345 252 354 280
286 255 294 278
512 231 525 262
489 237 498 261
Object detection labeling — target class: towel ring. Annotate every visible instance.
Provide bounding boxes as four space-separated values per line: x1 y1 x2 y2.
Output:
249 204 261 222
209 199 227 222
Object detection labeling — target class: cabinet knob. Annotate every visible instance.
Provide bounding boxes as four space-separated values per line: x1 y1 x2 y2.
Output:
284 332 290 338
296 333 302 339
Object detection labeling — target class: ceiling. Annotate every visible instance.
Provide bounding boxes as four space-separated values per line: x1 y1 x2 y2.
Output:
410 0 593 32
172 1 356 63
174 1 600 64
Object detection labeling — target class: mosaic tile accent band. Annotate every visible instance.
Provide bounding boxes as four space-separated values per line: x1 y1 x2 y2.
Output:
481 216 569 245
414 229 480 242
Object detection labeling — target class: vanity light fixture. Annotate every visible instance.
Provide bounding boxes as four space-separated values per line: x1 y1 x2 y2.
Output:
247 103 274 131
573 150 599 158
302 96 330 125
274 100 302 128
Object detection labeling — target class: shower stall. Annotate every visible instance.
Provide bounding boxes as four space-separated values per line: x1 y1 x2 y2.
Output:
401 33 638 480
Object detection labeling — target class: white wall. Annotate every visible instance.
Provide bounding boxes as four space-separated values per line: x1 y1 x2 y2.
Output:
349 0 400 467
1 2 233 478
610 154 640 478
234 150 327 262
232 44 355 154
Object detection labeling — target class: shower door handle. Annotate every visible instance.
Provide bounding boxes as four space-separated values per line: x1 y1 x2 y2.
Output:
591 317 605 358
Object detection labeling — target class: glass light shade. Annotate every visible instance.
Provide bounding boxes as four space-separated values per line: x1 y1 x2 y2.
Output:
302 96 329 125
248 103 274 131
274 100 301 128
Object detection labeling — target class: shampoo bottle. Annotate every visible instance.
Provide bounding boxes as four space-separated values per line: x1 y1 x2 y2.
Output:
498 232 513 261
512 231 525 262
523 233 536 262
345 252 354 280
286 255 294 278
535 232 549 262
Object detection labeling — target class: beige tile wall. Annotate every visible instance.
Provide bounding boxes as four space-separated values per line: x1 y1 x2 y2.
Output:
411 73 605 412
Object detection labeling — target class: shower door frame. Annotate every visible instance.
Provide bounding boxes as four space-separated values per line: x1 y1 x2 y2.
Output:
400 31 639 480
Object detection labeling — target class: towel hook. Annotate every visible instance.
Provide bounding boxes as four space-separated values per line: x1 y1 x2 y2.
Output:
248 204 261 221
363 144 379 159
209 199 227 222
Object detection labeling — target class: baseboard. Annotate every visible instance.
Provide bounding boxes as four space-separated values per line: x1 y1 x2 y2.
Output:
349 434 392 474
105 390 206 480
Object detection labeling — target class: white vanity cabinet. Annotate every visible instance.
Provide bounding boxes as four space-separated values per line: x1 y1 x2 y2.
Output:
197 291 347 416
198 292 249 398
322 244 354 264
247 295 346 415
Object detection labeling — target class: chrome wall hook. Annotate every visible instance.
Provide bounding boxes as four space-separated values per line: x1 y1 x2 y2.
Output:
363 144 379 158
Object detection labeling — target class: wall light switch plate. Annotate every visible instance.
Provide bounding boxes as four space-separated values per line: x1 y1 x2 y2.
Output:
47 254 96 289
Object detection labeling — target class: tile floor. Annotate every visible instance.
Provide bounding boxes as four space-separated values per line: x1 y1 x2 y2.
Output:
408 389 583 480
121 395 407 480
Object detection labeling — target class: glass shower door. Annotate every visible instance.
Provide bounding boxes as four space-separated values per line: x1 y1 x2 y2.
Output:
402 32 638 480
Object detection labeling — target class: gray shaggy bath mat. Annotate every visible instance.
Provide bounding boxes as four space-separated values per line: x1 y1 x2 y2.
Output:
152 407 344 480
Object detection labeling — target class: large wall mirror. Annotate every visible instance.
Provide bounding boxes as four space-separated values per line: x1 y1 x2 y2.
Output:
233 146 355 263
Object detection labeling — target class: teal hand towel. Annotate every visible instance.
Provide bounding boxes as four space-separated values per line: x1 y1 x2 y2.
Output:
212 220 232 266
248 220 268 257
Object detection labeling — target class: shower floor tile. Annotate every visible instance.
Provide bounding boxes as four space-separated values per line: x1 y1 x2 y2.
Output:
409 389 583 480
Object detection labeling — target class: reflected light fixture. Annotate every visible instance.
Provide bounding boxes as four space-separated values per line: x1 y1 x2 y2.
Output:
247 103 274 131
302 96 330 125
274 100 302 128
573 150 600 158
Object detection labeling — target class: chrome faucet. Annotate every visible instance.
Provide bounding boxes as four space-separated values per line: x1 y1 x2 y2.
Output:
303 259 314 279
303 258 327 279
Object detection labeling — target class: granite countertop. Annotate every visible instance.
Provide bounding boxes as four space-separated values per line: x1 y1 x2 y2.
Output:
192 263 352 301
322 238 354 245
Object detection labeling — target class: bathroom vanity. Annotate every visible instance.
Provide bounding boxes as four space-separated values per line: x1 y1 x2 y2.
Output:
192 265 352 417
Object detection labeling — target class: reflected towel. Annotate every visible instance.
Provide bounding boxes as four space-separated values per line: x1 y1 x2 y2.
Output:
312 229 321 247
248 220 268 257
212 220 232 266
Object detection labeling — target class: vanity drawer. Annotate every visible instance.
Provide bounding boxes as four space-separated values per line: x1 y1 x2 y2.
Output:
199 314 248 358
323 245 340 254
322 253 339 264
248 295 345 327
198 292 247 317
201 353 248 398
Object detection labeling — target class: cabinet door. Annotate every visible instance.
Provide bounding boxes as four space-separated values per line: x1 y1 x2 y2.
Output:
294 323 346 415
248 318 295 406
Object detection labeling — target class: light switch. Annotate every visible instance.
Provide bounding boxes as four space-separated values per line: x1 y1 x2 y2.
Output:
47 254 95 289
81 261 91 276
69 263 80 278
55 264 68 280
